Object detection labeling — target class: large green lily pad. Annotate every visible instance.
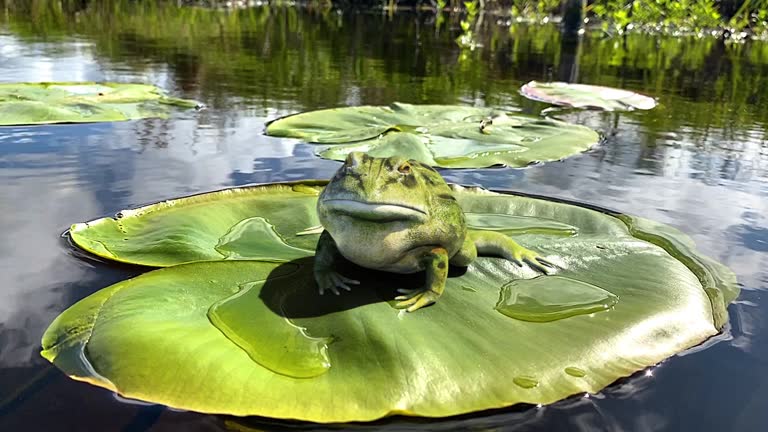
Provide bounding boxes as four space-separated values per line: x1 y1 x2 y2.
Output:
0 82 200 126
520 81 657 111
264 103 601 168
48 181 737 422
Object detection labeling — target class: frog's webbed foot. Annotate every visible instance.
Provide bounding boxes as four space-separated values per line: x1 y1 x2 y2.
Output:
395 288 440 312
394 247 449 313
316 270 360 296
510 247 555 275
314 230 360 295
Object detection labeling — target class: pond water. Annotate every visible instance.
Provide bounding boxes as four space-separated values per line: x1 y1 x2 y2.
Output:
1 3 767 431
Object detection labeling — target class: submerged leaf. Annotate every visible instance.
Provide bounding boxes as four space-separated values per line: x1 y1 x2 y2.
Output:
48 181 738 422
520 81 657 111
0 82 200 126
265 103 601 168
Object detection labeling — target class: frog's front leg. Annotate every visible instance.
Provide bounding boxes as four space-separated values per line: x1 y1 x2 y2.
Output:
314 230 360 295
470 230 553 273
395 247 449 312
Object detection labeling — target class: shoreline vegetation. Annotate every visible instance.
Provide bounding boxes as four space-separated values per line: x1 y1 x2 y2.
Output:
183 0 768 39
2 0 767 135
2 1 768 40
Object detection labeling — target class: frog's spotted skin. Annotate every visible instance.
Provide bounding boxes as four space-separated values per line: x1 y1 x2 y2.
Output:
315 152 552 312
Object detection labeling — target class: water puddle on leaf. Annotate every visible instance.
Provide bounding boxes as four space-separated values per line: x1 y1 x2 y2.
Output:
513 376 539 389
215 216 313 261
565 367 587 377
495 276 618 322
208 281 332 379
465 213 578 237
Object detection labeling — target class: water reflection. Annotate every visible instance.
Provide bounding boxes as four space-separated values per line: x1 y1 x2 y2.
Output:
0 2 767 431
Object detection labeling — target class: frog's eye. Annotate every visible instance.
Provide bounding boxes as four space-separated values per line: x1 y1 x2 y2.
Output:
398 162 412 174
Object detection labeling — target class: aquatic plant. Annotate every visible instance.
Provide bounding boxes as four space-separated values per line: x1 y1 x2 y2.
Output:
44 180 738 421
519 81 657 111
456 0 481 49
265 103 601 168
0 82 200 126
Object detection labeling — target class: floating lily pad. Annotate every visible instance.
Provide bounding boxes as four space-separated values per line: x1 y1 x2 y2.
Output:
0 82 200 126
47 181 737 422
520 81 657 111
265 103 601 168
69 182 325 267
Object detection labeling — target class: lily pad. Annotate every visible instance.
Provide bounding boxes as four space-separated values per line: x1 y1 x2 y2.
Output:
0 82 200 126
69 182 324 267
47 181 738 422
520 81 657 111
265 103 601 168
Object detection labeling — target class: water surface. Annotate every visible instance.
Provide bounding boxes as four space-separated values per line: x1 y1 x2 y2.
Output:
1 3 767 431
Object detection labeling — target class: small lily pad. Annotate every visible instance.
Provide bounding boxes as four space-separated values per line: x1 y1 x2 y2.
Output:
46 181 738 422
520 81 657 111
0 82 200 126
265 103 601 168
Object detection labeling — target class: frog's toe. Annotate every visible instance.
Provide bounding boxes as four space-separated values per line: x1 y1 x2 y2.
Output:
317 271 359 295
522 256 554 274
395 289 439 312
535 256 555 269
511 248 553 274
331 273 359 291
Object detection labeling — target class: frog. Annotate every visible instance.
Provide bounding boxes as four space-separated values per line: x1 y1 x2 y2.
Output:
314 152 553 312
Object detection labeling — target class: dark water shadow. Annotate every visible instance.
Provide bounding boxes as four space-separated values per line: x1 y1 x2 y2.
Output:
258 256 467 319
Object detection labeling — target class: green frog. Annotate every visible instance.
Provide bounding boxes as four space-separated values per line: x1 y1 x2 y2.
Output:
314 152 552 312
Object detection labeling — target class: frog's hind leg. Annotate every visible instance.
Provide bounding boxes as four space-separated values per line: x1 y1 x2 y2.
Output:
469 230 554 274
395 247 449 312
449 235 477 267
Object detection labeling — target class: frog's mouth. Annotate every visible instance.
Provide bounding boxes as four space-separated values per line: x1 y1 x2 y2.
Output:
322 199 427 222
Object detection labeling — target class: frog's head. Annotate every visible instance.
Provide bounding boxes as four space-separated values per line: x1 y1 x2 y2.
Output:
318 152 452 224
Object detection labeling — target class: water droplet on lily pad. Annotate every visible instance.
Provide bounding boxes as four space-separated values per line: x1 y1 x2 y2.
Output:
495 276 618 322
565 367 587 377
513 376 539 389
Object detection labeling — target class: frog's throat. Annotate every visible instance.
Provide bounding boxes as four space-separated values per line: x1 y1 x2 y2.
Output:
321 199 427 222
